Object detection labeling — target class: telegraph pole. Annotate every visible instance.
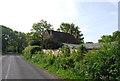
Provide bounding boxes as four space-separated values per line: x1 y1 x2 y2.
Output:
118 1 120 31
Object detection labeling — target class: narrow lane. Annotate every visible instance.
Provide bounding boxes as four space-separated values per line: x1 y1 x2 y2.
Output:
2 54 61 80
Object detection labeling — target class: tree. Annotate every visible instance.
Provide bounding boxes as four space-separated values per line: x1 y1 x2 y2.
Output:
98 31 120 43
15 32 27 53
2 25 15 52
113 31 120 43
26 19 53 45
31 19 53 40
98 35 113 43
57 22 84 44
2 25 27 53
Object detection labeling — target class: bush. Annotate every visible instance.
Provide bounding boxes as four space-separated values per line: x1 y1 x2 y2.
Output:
23 42 120 80
60 44 70 57
23 46 42 55
79 43 120 80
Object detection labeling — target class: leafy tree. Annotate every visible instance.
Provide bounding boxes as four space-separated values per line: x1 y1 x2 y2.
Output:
2 25 15 52
2 25 27 53
98 31 120 43
98 35 113 43
26 19 53 46
15 32 27 53
113 31 120 43
57 22 84 44
31 19 53 40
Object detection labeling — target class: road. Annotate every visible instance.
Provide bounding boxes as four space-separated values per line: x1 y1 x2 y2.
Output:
2 54 62 81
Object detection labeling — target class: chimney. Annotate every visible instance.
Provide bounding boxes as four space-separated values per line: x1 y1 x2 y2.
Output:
76 30 79 41
68 25 73 35
50 29 53 38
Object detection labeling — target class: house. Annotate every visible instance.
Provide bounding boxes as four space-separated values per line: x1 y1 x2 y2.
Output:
43 29 79 44
42 28 105 50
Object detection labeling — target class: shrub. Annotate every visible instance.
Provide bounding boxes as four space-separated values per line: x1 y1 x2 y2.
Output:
23 42 120 80
60 44 70 57
79 43 120 80
75 44 87 60
23 46 42 55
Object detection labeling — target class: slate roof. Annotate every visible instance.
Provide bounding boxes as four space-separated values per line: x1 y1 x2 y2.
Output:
83 43 103 49
63 43 103 49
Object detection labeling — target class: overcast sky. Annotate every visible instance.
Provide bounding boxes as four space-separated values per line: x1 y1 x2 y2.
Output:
0 0 118 43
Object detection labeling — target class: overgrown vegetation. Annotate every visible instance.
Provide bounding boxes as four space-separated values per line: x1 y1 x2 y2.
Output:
23 43 120 80
23 45 42 58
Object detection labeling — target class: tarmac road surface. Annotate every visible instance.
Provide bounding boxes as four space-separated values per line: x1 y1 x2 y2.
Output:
2 54 63 81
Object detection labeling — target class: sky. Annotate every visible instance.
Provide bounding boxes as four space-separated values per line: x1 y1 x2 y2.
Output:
0 0 118 43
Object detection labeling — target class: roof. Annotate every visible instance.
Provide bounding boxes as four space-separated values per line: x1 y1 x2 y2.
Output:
83 43 103 49
63 43 103 49
43 29 78 44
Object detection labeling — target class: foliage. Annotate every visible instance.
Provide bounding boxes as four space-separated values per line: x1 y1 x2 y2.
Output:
57 22 84 44
29 40 41 46
24 42 120 80
2 25 14 52
1 25 27 53
26 19 53 43
98 31 120 43
76 45 87 60
60 44 70 57
98 35 113 43
113 31 120 43
80 43 120 80
23 45 42 55
42 38 62 49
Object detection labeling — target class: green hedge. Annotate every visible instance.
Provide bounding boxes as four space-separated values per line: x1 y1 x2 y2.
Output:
23 46 42 55
24 43 120 80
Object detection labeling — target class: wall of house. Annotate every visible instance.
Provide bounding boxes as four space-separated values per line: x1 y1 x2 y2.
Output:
42 49 77 55
42 49 60 55
43 31 50 40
